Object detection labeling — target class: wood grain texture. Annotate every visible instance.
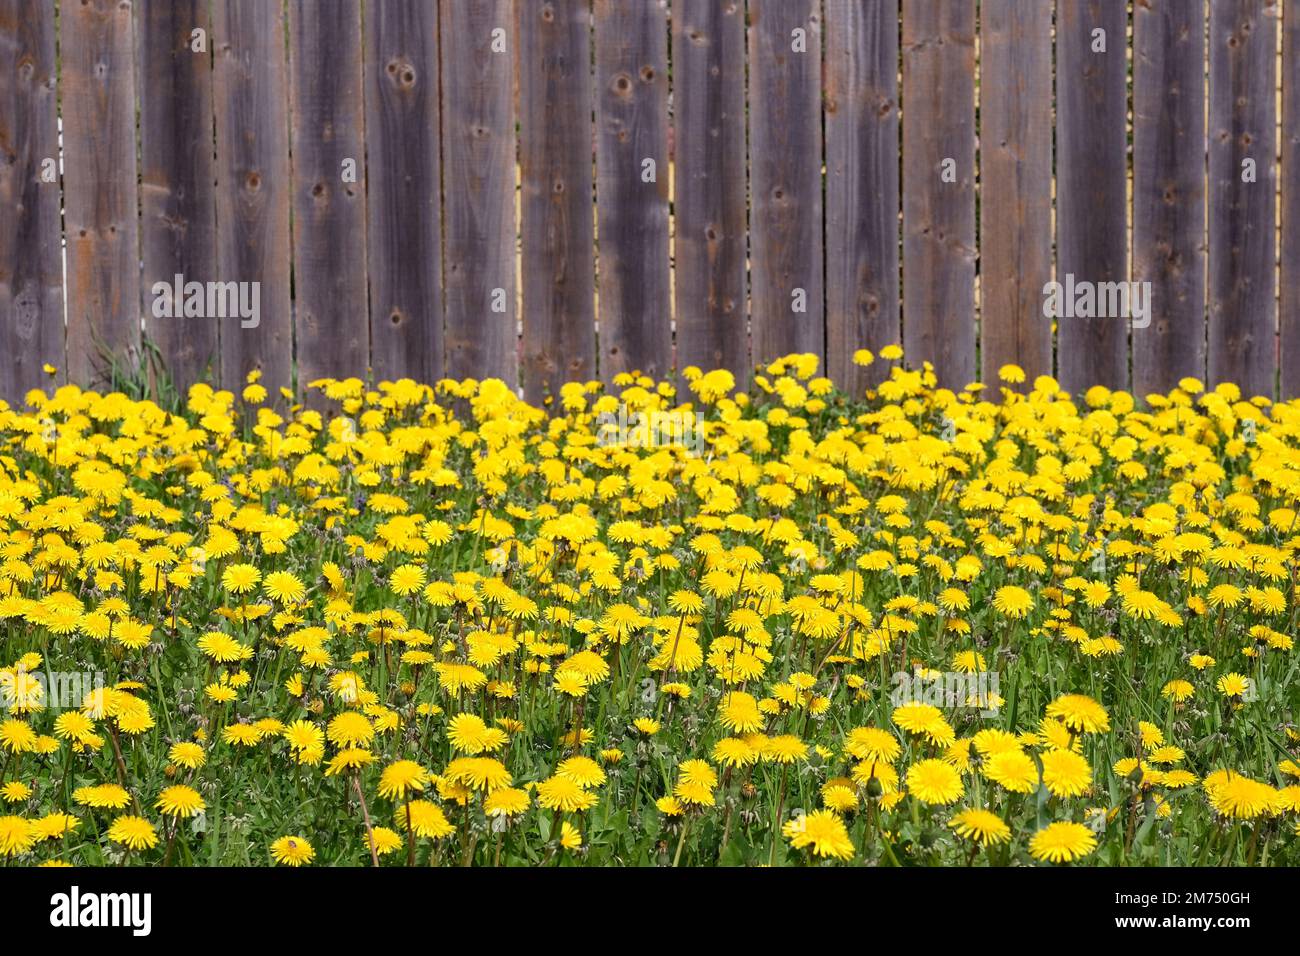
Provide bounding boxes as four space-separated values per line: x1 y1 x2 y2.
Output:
1208 0 1276 398
593 0 670 382
442 0 517 387
671 0 747 381
0 0 63 400
1284 0 1300 395
138 0 218 392
978 0 1052 386
1056 0 1129 395
212 0 292 395
1060 0 1133 395
1133 0 1206 398
901 0 975 388
748 0 824 365
825 0 899 394
518 0 596 405
289 0 368 396
18 0 1300 404
61 0 139 389
365 0 443 385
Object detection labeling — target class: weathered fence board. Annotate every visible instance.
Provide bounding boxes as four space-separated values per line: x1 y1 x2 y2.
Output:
365 0 444 385
10 0 1300 407
1208 0 1276 398
748 0 824 366
61 0 139 389
1284 0 1300 395
1056 0 1129 395
671 0 748 382
0 0 63 399
1132 0 1206 398
441 0 518 387
289 0 368 394
901 0 975 387
824 0 899 394
138 0 218 393
212 0 293 395
594 0 670 383
979 0 1052 386
518 0 596 404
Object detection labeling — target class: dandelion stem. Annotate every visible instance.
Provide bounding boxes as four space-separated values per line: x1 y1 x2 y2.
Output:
672 814 690 867
769 764 789 867
107 723 142 815
405 796 415 867
162 816 177 867
353 774 379 867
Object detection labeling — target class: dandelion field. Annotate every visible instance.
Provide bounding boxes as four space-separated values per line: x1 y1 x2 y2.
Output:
2 348 1300 868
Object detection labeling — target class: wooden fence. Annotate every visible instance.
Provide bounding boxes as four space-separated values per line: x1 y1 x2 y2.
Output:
2 0 1299 405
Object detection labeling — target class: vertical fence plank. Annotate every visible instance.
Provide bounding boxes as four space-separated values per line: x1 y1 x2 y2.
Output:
672 0 747 381
594 0 669 382
978 0 1052 385
1284 0 1300 395
212 0 292 395
1132 0 1206 398
748 0 824 366
824 0 898 394
518 0 596 404
441 0 517 386
18 2 1300 405
138 0 217 393
901 0 975 387
61 0 139 389
1208 0 1276 397
0 0 63 399
289 0 368 394
365 0 443 385
1056 0 1129 395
